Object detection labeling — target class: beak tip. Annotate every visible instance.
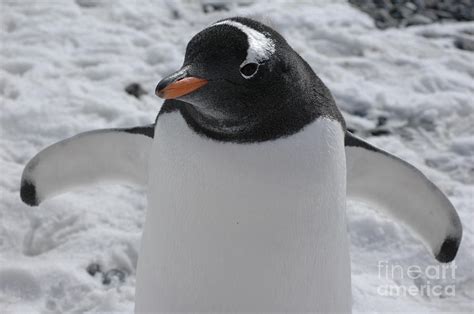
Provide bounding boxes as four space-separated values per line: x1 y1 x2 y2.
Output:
155 83 169 98
155 76 208 100
155 88 163 98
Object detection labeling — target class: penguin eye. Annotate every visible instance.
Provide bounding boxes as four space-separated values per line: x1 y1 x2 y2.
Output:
240 63 259 79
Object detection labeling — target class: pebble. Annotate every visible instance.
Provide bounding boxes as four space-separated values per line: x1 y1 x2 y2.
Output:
102 269 126 285
454 37 474 52
370 129 392 136
202 3 229 13
406 14 433 26
125 83 147 99
86 263 102 277
377 116 388 127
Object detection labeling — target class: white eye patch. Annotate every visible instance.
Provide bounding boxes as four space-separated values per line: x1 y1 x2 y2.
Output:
212 20 276 67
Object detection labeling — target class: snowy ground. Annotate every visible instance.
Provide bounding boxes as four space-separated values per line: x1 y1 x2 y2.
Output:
0 0 473 312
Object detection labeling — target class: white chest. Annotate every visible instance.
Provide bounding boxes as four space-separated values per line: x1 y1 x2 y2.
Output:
136 112 351 312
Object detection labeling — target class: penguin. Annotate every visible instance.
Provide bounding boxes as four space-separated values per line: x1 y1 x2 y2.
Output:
20 17 462 312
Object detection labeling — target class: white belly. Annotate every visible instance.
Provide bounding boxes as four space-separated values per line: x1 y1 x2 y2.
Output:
136 112 351 312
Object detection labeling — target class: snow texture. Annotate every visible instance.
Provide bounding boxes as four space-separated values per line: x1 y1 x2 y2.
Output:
0 0 473 312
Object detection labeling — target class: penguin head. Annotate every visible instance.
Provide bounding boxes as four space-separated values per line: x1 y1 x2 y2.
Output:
155 17 342 142
155 17 300 119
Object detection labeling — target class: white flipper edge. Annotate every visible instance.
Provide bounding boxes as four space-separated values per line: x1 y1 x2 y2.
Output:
345 132 462 263
20 125 154 206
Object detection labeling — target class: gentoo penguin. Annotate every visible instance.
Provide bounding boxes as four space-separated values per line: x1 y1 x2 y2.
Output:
20 17 462 312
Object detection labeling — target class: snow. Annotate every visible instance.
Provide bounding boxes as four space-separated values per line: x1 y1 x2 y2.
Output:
0 0 473 312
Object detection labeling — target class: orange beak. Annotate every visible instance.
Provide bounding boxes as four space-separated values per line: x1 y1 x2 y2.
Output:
156 76 208 99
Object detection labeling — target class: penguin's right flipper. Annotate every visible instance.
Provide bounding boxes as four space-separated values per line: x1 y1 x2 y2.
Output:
20 125 155 206
345 132 462 263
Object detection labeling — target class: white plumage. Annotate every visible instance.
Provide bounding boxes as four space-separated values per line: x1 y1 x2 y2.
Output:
135 112 351 312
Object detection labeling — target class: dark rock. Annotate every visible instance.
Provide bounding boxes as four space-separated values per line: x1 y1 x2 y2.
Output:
435 9 454 20
374 8 391 22
202 3 229 14
461 28 474 36
370 129 391 136
350 0 474 29
389 7 404 19
399 6 415 18
418 30 451 39
421 9 439 21
75 0 99 8
413 0 426 9
404 2 418 12
377 116 388 127
236 1 254 7
458 6 474 20
406 14 433 26
454 37 474 52
125 83 147 99
375 0 393 9
374 9 399 28
86 263 102 277
103 269 126 285
171 9 181 20
352 109 368 117
424 0 437 7
376 20 392 29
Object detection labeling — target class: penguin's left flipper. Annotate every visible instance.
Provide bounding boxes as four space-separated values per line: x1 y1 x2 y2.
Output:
20 125 155 207
345 132 462 263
